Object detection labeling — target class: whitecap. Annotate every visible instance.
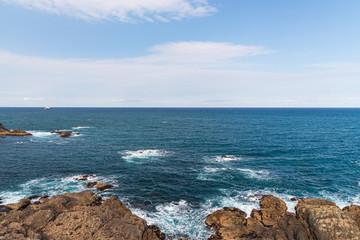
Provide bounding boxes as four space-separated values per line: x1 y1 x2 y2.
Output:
206 155 241 163
0 175 117 205
72 126 91 129
198 166 270 181
121 150 170 161
131 200 213 240
28 131 54 138
236 168 270 180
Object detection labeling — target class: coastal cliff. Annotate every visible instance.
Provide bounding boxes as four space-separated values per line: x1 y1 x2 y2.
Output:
1 192 360 240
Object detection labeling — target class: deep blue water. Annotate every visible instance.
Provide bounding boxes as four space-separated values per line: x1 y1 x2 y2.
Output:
1 108 360 239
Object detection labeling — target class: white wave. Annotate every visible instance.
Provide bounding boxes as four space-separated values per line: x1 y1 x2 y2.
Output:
72 126 91 129
121 150 170 161
236 168 270 179
131 200 213 240
0 175 116 205
198 167 270 181
28 131 54 138
205 155 241 163
130 189 300 240
318 190 360 209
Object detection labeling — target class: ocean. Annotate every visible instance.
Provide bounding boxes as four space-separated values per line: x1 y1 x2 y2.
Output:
1 108 359 239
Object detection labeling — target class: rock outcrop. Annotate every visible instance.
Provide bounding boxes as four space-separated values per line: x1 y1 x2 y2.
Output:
51 130 73 137
296 198 360 240
206 195 360 240
0 191 165 240
0 122 32 136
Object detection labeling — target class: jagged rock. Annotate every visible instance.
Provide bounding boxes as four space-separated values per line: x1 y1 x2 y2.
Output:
296 198 360 240
96 182 113 191
5 198 31 211
343 205 360 226
206 195 309 240
0 122 32 136
0 191 164 240
85 181 98 188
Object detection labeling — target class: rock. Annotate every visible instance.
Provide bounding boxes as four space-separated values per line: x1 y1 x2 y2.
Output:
220 155 235 159
96 182 113 191
74 174 96 181
51 130 73 137
60 131 72 137
291 197 303 201
0 122 32 136
343 205 360 226
296 198 360 240
5 198 31 211
85 182 98 188
206 195 308 240
0 191 164 240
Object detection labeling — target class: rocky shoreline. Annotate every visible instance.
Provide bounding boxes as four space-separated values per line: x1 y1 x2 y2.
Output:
1 191 360 240
0 123 32 136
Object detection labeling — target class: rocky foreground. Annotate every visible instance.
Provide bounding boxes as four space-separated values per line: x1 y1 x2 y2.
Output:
0 191 165 240
1 192 360 240
206 195 360 240
0 123 31 136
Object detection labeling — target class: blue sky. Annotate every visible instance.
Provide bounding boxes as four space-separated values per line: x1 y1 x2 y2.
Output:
0 0 359 107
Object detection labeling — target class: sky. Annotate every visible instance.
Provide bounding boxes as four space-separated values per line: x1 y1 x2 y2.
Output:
0 0 359 107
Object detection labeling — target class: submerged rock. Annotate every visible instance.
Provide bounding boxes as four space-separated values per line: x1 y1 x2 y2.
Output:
0 122 32 136
206 195 360 240
0 191 164 240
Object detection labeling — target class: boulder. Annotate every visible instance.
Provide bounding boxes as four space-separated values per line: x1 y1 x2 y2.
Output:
0 191 164 240
206 195 308 240
296 198 360 240
343 205 360 226
96 182 113 191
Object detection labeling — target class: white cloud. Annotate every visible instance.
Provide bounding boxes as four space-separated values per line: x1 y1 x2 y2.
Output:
1 41 360 107
1 0 216 22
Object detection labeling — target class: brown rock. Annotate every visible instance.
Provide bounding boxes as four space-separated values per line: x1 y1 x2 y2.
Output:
206 195 308 240
96 182 113 191
296 198 360 240
343 205 360 226
5 198 31 211
85 181 98 188
60 131 72 137
0 191 164 240
0 122 32 136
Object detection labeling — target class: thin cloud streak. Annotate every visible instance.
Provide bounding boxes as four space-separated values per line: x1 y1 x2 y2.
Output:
1 0 216 22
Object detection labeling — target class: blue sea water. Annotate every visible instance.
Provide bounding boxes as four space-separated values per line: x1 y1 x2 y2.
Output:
1 108 360 239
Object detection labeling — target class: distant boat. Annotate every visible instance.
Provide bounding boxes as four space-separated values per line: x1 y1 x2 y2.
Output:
44 106 51 110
